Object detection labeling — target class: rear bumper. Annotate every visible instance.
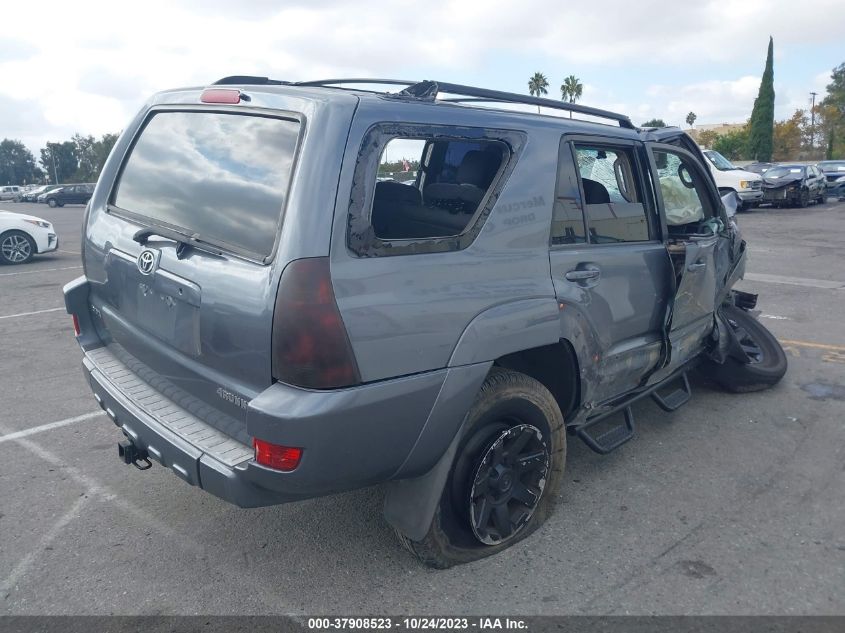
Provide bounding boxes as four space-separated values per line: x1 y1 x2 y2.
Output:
80 341 449 507
64 276 482 508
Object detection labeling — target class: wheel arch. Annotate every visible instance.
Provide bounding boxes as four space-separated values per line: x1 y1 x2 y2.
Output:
493 340 580 420
385 338 581 543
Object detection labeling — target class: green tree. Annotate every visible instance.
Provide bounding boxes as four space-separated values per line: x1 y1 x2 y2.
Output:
39 141 77 184
772 110 806 161
73 133 119 182
560 75 583 118
685 112 697 128
747 37 775 161
527 72 549 113
0 139 41 185
641 118 667 127
697 129 720 149
713 128 749 160
819 62 845 158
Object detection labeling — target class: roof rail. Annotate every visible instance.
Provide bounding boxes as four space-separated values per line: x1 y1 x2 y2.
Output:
209 77 634 128
294 78 419 88
426 81 634 128
213 76 291 86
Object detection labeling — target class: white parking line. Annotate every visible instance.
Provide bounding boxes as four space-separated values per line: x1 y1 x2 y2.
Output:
0 412 103 445
57 250 80 255
0 306 64 320
0 265 82 277
744 272 844 290
0 495 89 597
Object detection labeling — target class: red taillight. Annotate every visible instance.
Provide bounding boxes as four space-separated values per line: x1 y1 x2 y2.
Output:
253 438 302 471
72 314 80 336
271 257 361 389
200 88 241 104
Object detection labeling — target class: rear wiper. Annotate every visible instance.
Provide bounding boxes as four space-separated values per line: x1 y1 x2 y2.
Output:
132 227 224 259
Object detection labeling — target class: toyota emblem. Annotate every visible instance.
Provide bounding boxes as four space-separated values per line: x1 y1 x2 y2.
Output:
137 249 158 275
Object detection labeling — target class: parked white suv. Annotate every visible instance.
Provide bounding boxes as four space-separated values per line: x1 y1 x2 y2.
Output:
701 150 763 211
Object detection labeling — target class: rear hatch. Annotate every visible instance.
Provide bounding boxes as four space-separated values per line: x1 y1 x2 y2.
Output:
83 99 316 440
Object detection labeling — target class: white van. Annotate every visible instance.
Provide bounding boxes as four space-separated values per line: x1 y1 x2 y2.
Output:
701 150 763 211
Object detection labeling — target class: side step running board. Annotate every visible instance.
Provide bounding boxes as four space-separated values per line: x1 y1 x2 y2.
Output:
576 407 635 455
651 372 692 412
575 370 693 455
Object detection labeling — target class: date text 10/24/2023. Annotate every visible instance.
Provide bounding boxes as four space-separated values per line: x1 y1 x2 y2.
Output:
306 618 528 631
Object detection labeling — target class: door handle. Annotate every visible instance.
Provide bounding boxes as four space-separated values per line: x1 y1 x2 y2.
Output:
687 261 706 272
565 268 601 283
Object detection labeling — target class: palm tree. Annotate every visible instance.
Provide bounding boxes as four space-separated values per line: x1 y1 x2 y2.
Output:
527 72 549 113
560 75 583 118
686 111 697 128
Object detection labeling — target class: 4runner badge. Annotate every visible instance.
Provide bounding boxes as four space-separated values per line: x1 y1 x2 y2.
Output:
136 249 159 275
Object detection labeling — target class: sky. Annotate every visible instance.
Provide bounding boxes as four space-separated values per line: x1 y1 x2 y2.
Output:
2 0 843 160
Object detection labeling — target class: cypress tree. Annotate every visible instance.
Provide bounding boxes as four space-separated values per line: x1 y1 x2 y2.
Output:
747 37 775 161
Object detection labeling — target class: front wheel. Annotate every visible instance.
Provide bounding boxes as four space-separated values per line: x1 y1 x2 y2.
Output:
699 306 787 393
396 368 566 568
798 189 810 208
0 230 36 265
47 198 58 208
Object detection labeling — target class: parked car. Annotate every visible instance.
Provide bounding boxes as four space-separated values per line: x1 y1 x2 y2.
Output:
817 160 845 200
700 150 763 211
761 164 826 207
0 210 58 264
21 184 60 202
42 183 95 207
743 162 774 175
64 77 786 568
0 185 23 202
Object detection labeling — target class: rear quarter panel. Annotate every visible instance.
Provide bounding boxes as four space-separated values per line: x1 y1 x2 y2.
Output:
330 100 631 383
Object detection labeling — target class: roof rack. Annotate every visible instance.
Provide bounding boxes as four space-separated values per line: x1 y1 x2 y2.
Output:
213 76 291 86
426 80 634 128
294 78 419 88
210 77 635 129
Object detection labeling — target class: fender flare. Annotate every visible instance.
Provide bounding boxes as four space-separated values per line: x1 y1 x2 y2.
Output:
448 297 561 366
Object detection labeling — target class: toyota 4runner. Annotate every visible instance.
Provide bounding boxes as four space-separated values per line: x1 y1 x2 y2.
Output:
64 77 787 568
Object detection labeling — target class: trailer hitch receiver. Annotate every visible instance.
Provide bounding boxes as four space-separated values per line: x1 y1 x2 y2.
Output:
118 438 152 470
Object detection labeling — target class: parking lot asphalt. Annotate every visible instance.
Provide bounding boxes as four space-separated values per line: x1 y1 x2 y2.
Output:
1 201 843 615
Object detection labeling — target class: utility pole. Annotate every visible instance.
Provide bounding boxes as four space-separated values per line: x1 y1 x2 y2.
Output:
49 143 59 184
810 91 818 151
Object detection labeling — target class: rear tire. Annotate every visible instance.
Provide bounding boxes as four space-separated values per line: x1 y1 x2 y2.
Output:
699 306 787 393
396 368 566 568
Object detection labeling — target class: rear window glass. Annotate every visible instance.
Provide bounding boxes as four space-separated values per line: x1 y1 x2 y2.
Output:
113 111 300 258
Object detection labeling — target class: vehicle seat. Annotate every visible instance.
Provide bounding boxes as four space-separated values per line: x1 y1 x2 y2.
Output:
372 181 423 237
424 150 496 214
582 178 611 204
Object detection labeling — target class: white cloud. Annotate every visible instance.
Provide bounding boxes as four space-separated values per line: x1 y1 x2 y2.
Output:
1 0 842 159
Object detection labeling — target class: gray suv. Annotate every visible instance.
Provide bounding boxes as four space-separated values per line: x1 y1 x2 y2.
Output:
64 77 787 568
